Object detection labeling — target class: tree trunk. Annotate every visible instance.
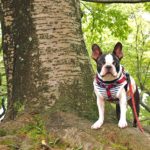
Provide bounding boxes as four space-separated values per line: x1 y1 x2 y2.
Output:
1 0 97 119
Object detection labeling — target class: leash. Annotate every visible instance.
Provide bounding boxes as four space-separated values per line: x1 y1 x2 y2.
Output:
126 73 144 133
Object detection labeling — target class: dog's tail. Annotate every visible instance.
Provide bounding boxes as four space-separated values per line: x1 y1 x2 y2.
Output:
0 98 6 122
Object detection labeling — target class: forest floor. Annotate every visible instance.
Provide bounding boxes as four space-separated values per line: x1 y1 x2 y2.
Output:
0 112 150 150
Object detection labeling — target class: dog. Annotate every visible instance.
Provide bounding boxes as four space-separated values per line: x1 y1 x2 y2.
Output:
91 42 140 129
0 98 6 122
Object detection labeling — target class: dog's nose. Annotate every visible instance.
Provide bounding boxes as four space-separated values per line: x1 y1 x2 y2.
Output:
106 65 112 70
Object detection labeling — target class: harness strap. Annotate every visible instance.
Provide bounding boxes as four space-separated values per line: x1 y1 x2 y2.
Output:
96 74 126 99
116 76 126 84
106 86 112 98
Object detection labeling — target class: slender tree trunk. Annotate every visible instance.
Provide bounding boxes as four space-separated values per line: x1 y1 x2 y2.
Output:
1 0 97 119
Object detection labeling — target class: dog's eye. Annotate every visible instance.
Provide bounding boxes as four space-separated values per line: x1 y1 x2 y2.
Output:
113 61 116 65
102 60 105 64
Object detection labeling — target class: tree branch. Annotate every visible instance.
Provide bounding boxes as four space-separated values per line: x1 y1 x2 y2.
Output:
82 0 149 3
143 88 150 96
140 118 150 122
140 101 150 113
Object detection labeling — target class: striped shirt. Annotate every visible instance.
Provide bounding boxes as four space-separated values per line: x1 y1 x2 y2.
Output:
94 73 130 102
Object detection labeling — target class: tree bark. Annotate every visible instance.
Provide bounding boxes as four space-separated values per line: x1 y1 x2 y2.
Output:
1 0 97 119
82 0 149 3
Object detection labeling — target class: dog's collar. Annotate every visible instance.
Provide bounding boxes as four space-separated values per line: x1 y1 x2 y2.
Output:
96 73 126 85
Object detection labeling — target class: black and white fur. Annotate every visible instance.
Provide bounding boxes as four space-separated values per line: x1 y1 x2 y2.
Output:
91 42 140 129
0 98 6 122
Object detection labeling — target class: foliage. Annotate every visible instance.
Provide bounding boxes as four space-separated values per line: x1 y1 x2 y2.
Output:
0 129 7 137
18 115 47 140
144 2 150 11
0 34 7 105
16 115 80 149
81 2 131 47
81 2 150 126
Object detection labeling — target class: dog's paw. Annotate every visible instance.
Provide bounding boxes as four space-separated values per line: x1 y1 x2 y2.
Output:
118 119 128 128
91 120 103 129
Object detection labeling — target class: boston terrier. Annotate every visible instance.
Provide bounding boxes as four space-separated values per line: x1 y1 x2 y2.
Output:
91 42 140 129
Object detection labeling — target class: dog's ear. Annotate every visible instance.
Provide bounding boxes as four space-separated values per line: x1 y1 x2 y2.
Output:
113 42 123 60
92 44 102 61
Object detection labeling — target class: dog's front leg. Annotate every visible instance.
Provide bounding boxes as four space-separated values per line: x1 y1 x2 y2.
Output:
91 97 105 129
118 90 128 128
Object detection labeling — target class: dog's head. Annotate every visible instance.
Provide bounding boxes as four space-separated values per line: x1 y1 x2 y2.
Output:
92 42 123 81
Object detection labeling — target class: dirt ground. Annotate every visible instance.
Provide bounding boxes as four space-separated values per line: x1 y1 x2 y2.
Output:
0 112 150 150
